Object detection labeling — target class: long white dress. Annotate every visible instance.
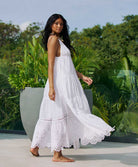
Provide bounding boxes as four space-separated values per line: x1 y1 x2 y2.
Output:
31 38 115 152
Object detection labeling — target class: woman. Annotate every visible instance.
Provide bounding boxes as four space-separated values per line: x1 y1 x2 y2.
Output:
30 14 114 162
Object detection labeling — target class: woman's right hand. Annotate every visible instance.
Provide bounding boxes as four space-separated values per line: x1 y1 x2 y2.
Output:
48 87 55 101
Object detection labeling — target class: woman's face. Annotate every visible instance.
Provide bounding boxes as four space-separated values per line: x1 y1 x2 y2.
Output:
51 18 63 35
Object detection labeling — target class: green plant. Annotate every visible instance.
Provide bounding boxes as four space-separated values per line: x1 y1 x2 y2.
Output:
8 36 48 90
0 74 23 130
92 87 109 123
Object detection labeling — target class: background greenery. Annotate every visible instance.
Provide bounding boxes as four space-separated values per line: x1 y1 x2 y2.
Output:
0 15 138 137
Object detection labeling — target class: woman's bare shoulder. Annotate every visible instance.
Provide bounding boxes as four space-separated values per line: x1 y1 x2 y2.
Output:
48 35 59 45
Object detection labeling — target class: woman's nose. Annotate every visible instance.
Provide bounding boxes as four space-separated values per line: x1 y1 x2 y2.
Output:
57 24 61 27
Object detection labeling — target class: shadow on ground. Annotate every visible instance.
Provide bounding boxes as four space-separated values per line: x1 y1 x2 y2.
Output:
66 152 138 166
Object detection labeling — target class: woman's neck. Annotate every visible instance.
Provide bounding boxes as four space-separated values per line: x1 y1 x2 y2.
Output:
50 32 60 37
50 32 63 42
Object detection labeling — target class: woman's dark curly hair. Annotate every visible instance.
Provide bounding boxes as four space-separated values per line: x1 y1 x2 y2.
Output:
42 14 74 53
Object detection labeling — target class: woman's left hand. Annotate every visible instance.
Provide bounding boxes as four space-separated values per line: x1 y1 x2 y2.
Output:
82 75 93 85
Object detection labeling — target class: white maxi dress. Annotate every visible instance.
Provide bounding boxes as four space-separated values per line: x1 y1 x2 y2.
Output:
31 39 115 152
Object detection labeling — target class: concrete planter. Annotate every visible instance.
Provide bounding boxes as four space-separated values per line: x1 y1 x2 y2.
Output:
20 87 93 140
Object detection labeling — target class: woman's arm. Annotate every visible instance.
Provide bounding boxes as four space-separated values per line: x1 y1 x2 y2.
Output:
76 70 84 80
47 36 58 100
76 70 93 86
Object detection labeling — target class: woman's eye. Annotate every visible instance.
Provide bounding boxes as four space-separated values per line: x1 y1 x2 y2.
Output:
54 22 63 26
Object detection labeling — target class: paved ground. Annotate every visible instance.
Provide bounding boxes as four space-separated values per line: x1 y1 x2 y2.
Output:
0 133 138 167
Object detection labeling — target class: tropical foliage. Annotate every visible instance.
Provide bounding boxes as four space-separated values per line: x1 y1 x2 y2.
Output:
8 36 48 90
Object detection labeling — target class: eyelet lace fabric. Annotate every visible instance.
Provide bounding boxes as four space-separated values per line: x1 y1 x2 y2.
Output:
31 39 115 153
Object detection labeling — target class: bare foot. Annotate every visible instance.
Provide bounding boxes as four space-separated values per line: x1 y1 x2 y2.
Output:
52 155 75 162
30 146 39 157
